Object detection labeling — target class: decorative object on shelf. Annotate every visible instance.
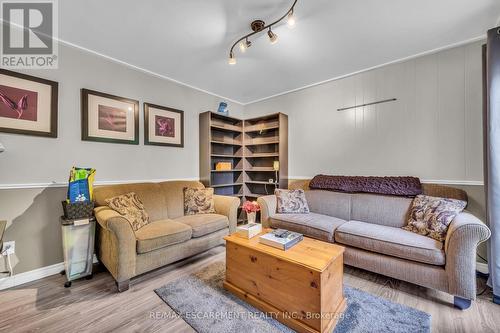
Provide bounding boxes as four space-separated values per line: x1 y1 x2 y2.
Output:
236 223 262 239
81 89 139 145
0 141 4 153
0 69 58 137
337 98 397 112
228 0 298 65
215 161 232 171
242 200 260 224
217 102 228 115
144 103 184 147
273 160 280 186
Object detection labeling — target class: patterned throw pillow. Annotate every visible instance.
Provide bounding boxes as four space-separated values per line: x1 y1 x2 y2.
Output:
105 192 150 231
275 189 310 214
403 194 466 241
184 187 216 215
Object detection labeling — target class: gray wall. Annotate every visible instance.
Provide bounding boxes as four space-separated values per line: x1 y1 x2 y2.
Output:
245 41 484 183
0 42 243 274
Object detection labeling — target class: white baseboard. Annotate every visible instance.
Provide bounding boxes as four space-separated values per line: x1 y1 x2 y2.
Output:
0 262 64 290
0 255 99 291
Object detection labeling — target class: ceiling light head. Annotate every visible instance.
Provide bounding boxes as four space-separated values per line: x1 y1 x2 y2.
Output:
239 41 246 53
268 29 278 44
287 10 296 27
228 52 236 65
239 39 252 53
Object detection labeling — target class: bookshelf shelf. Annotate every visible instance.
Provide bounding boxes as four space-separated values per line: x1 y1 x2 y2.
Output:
211 183 243 188
200 111 287 222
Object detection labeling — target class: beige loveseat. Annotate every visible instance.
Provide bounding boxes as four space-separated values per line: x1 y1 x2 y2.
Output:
94 180 240 291
258 184 491 310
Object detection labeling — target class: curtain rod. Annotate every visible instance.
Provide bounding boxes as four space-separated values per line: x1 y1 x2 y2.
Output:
337 98 397 111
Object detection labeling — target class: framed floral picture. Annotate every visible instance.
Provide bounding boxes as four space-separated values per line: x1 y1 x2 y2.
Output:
144 103 184 147
0 69 58 137
81 89 139 145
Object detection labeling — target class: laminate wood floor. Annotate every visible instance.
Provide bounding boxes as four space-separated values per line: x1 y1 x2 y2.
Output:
0 246 498 333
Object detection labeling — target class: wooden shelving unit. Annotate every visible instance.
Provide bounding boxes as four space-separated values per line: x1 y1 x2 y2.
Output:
200 111 288 224
243 113 288 203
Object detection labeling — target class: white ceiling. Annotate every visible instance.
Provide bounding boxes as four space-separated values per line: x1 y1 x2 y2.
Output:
60 0 500 104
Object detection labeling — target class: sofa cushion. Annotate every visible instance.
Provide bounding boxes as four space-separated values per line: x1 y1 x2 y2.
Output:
403 194 467 241
135 220 192 254
270 212 347 242
305 190 351 220
95 183 167 221
174 214 228 238
275 189 310 213
158 181 205 219
105 192 150 231
183 187 216 215
335 220 445 265
351 193 413 228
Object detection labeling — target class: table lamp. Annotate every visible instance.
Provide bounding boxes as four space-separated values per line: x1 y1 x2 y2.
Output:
273 161 280 187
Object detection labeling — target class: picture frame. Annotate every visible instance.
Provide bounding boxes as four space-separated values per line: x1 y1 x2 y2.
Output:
144 102 184 147
0 69 58 137
81 89 139 145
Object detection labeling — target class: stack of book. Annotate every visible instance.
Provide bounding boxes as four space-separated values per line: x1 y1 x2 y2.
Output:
259 229 303 250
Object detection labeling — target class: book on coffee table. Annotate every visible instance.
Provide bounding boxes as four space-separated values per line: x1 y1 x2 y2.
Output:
259 229 303 250
236 223 262 239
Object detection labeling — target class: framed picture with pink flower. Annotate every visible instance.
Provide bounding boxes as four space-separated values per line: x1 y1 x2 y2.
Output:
81 89 139 145
0 69 58 137
144 103 184 147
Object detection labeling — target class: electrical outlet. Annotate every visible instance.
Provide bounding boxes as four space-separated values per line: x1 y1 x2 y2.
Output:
2 241 15 255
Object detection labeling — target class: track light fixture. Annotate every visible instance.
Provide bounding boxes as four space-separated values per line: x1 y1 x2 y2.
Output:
228 51 236 65
267 29 278 44
287 9 296 27
228 0 298 64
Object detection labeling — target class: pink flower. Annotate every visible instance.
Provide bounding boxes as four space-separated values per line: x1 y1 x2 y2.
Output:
242 201 260 213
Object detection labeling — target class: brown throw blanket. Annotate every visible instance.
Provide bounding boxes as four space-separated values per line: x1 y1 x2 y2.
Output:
309 175 423 197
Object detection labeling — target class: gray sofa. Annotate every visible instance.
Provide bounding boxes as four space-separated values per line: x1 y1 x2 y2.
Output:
258 186 491 310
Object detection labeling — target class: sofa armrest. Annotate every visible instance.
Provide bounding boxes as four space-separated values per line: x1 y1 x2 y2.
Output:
444 211 491 299
257 195 277 228
213 195 240 234
94 206 136 282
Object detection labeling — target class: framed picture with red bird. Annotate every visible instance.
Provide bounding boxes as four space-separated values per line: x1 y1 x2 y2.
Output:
0 69 58 137
81 89 139 145
144 102 184 147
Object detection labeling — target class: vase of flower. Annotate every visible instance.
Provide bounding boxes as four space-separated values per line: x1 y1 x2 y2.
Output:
247 211 256 224
242 201 260 224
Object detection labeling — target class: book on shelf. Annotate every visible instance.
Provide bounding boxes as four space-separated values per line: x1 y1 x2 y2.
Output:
259 229 303 250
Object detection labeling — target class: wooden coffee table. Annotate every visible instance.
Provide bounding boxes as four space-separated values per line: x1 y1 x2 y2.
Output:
224 229 346 333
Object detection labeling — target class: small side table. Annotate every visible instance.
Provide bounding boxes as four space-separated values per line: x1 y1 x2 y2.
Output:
60 216 96 288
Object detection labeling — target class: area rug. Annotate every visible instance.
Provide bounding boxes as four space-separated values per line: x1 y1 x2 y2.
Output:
155 261 431 333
